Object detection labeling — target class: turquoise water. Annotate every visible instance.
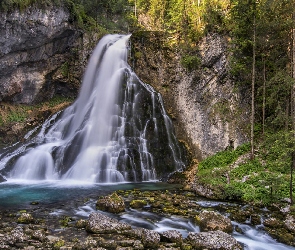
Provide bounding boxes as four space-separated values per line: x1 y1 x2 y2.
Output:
0 181 178 208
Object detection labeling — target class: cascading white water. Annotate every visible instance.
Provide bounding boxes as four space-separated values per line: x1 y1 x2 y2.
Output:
0 34 185 183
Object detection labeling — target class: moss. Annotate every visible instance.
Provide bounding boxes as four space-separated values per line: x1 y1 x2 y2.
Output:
53 239 65 249
130 199 148 209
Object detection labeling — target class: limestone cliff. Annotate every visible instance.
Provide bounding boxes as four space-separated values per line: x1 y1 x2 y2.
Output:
130 32 249 159
0 4 99 103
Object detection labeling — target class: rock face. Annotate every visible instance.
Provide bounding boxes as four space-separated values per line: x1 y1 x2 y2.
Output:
131 32 249 159
0 4 98 104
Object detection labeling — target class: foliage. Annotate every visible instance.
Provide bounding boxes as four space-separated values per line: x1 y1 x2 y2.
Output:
180 55 201 72
197 129 295 205
198 143 250 171
0 96 73 126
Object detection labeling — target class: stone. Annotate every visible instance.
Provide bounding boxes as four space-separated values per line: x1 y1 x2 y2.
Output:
86 212 131 234
17 213 34 224
130 199 148 209
186 230 242 250
263 217 283 228
96 193 125 213
196 210 233 233
160 230 183 245
284 215 295 233
141 228 160 248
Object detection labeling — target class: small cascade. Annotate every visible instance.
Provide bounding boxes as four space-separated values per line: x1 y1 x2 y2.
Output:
0 34 185 183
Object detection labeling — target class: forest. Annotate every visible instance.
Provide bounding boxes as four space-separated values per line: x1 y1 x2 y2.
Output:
1 0 295 205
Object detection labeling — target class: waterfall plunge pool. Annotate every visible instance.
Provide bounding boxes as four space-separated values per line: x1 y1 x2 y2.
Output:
0 181 294 250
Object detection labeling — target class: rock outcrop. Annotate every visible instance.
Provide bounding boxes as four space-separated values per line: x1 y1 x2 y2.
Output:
131 32 249 159
0 4 99 104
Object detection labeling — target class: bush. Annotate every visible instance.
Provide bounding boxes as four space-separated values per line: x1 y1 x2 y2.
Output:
181 55 201 71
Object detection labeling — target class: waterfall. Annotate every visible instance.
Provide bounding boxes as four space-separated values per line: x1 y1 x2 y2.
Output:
0 34 185 183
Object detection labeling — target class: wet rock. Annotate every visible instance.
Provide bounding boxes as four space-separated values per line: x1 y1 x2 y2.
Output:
196 210 233 233
0 175 6 183
86 212 131 234
130 199 148 209
17 213 34 224
141 228 160 248
31 229 46 242
263 217 283 228
160 230 182 245
96 193 125 213
229 209 251 223
75 219 87 229
186 230 242 250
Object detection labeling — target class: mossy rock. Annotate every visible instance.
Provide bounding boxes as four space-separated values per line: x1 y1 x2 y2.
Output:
96 192 125 213
130 199 148 209
17 213 34 224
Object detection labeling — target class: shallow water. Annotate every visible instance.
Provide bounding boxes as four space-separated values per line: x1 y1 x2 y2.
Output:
0 181 295 250
0 180 177 208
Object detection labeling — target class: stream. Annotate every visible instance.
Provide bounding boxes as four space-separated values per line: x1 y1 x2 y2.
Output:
0 181 294 250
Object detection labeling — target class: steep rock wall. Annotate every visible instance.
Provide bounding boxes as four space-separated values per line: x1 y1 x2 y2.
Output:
130 32 249 159
0 5 99 104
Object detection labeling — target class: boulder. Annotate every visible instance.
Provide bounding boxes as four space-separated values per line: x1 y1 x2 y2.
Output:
17 213 34 224
186 230 242 250
160 230 182 245
141 228 160 248
284 215 295 233
196 210 233 233
86 212 131 234
96 192 125 213
263 217 283 228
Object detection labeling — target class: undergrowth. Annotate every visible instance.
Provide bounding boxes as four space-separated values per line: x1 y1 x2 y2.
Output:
197 136 294 206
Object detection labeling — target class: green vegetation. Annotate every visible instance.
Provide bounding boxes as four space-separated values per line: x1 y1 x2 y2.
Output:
0 96 74 126
198 135 295 205
0 0 132 32
181 55 201 72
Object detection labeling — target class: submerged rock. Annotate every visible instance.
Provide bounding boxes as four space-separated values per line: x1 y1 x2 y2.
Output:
196 210 233 233
96 192 125 213
186 230 242 250
86 212 131 234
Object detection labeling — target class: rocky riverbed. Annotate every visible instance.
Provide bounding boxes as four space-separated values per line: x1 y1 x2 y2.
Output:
0 185 295 250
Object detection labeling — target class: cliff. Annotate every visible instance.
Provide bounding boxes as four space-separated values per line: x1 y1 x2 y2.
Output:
130 32 249 159
0 4 99 104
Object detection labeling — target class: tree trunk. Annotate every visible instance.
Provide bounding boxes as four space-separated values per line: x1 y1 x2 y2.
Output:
251 14 256 160
290 11 295 204
262 59 266 136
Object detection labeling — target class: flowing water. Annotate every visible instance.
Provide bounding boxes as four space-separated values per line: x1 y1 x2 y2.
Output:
0 181 294 250
0 34 184 183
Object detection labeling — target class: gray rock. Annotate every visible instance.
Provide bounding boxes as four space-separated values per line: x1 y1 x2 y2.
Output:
186 230 242 250
86 212 131 234
0 175 6 183
141 228 160 248
160 230 182 244
197 210 233 233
